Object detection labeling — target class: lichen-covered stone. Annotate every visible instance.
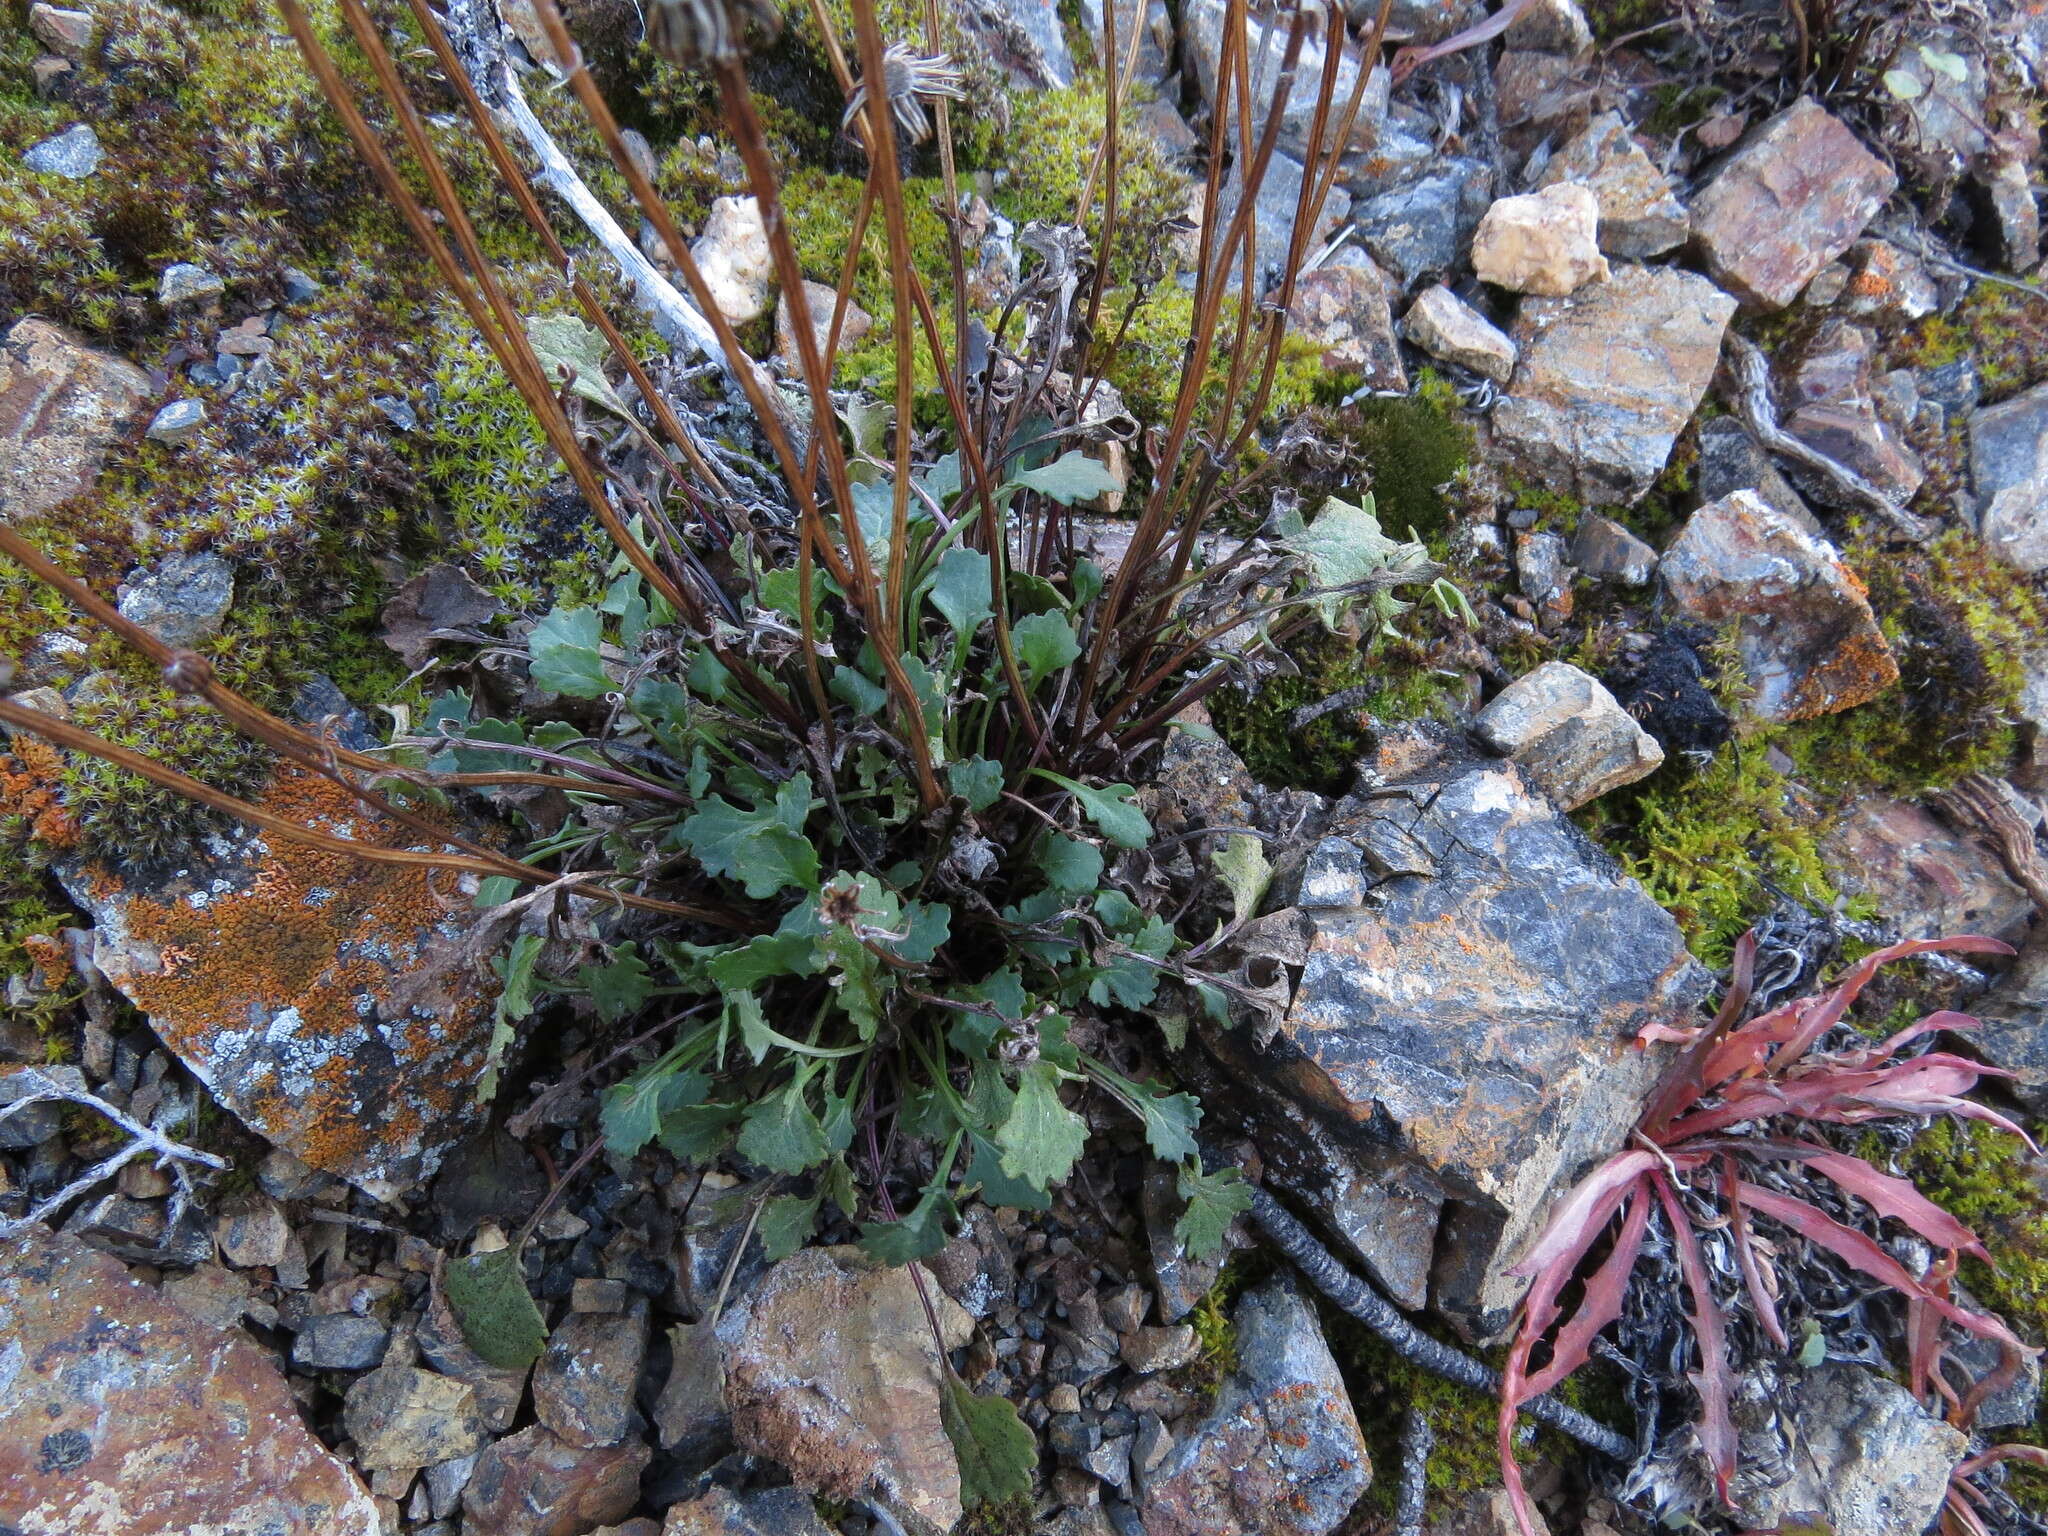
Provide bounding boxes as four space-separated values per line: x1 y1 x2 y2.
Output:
1690 97 1896 310
1658 490 1899 721
1492 265 1736 505
0 1223 379 1536
1470 183 1609 297
1532 110 1688 259
1142 1275 1369 1536
1819 798 2035 947
714 1245 972 1534
1285 262 1406 389
0 317 151 521
534 1306 649 1448
59 767 508 1200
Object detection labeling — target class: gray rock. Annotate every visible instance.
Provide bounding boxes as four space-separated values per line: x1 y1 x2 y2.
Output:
1659 490 1900 722
1142 1275 1369 1536
1086 1434 1134 1495
422 1452 477 1520
282 267 323 303
925 1202 1014 1319
1120 1324 1199 1375
1734 1363 1966 1536
213 1193 292 1269
1352 159 1490 285
1690 97 1896 310
0 1064 77 1148
1 318 153 520
1473 661 1664 810
23 122 102 178
462 1425 649 1536
146 398 206 445
533 1306 649 1448
1569 514 1657 585
1695 416 1820 532
158 263 224 306
1286 262 1405 390
1075 0 1172 83
1493 264 1736 505
1184 0 1388 158
1974 937 2048 1113
1203 759 1705 1334
342 1364 487 1472
116 552 234 648
964 0 1074 87
1971 379 2048 572
1339 106 1436 199
1141 1161 1226 1322
1514 528 1572 620
1780 318 1924 506
662 1486 836 1536
1531 110 1688 259
1212 152 1351 293
653 1320 732 1464
294 1314 392 1371
1401 284 1516 382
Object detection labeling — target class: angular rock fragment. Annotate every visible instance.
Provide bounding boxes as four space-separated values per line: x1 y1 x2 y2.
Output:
1695 415 1818 531
0 317 152 520
1143 1275 1369 1536
1352 160 1491 285
1973 939 2048 1113
775 280 870 373
1492 265 1736 505
690 196 773 327
1658 490 1899 721
1184 0 1387 157
664 1487 835 1536
1820 798 2035 947
59 767 510 1200
535 1305 649 1448
1780 318 1923 505
1501 0 1590 55
1733 1363 1967 1536
1471 183 1608 297
22 122 100 177
1472 661 1664 809
1569 514 1656 585
0 1223 380 1536
1200 751 1705 1334
715 1245 972 1533
1286 262 1406 389
1532 111 1688 259
28 2 93 53
1401 284 1516 382
342 1363 487 1471
1690 97 1896 310
117 551 235 649
463 1425 651 1536
1971 379 2048 573
654 1320 732 1464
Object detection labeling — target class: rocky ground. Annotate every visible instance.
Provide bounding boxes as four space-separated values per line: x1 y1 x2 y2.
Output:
7 0 2048 1534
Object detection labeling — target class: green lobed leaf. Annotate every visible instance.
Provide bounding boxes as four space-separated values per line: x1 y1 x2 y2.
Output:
948 756 1004 812
930 547 994 639
599 1063 707 1157
527 606 613 698
1013 610 1080 690
758 1192 822 1261
1011 449 1121 506
858 1179 958 1264
659 1103 743 1163
996 1060 1089 1192
444 1247 549 1369
678 774 820 898
737 1085 829 1175
1210 834 1272 927
1032 770 1151 849
582 941 653 1023
941 1369 1039 1507
1133 1083 1203 1163
1175 1164 1251 1260
1036 835 1103 894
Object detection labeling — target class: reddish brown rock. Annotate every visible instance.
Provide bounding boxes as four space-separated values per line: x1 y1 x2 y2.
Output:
463 1425 651 1536
1285 263 1406 390
715 1246 972 1533
0 318 152 521
664 1486 835 1536
535 1306 649 1448
1658 490 1899 721
59 768 507 1200
1780 318 1924 505
1690 97 1897 310
0 1222 379 1536
1820 798 2035 947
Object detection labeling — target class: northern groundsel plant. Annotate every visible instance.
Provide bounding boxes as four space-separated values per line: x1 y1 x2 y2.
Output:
0 0 1472 1502
1499 932 2040 1536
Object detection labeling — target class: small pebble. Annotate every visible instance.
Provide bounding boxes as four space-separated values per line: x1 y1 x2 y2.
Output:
146 399 206 445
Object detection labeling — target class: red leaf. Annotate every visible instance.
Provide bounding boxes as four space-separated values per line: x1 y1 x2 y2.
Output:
1784 1144 1988 1260
1774 936 2017 1067
1507 1149 1662 1278
1724 1158 1787 1352
1654 1171 1737 1505
1871 1010 1983 1064
1640 931 1758 1133
1521 1186 1653 1400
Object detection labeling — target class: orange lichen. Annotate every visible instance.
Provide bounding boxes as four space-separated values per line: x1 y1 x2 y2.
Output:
0 739 81 849
85 767 499 1192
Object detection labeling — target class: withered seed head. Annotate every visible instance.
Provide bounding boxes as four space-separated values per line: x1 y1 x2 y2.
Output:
841 43 966 146
162 651 216 694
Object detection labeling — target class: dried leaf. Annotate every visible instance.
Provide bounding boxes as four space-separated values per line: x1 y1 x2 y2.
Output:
1654 1172 1736 1507
444 1247 549 1369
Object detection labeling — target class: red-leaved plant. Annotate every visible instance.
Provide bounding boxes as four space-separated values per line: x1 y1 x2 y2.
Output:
1498 932 2040 1536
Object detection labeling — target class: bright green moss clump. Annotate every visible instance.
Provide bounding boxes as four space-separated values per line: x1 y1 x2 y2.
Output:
1897 282 2048 405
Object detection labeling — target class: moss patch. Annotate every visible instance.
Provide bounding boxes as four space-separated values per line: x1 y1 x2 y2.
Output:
1895 282 2048 406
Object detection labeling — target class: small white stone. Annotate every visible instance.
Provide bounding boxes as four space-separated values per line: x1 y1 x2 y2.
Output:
1401 284 1517 383
1471 182 1609 297
158 262 225 306
146 398 207 444
690 195 775 327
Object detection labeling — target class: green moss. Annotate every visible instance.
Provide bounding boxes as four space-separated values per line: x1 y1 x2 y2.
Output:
1896 282 2048 405
1580 731 1840 966
1210 629 1455 794
1350 376 1475 545
1775 528 2046 797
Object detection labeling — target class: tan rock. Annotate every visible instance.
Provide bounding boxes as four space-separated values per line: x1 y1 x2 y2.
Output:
1532 111 1688 259
0 318 152 522
1401 284 1516 382
691 196 774 327
1285 262 1406 390
0 1223 380 1536
775 280 871 372
27 3 93 54
1471 183 1609 297
463 1425 651 1536
715 1245 972 1533
1473 660 1664 809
